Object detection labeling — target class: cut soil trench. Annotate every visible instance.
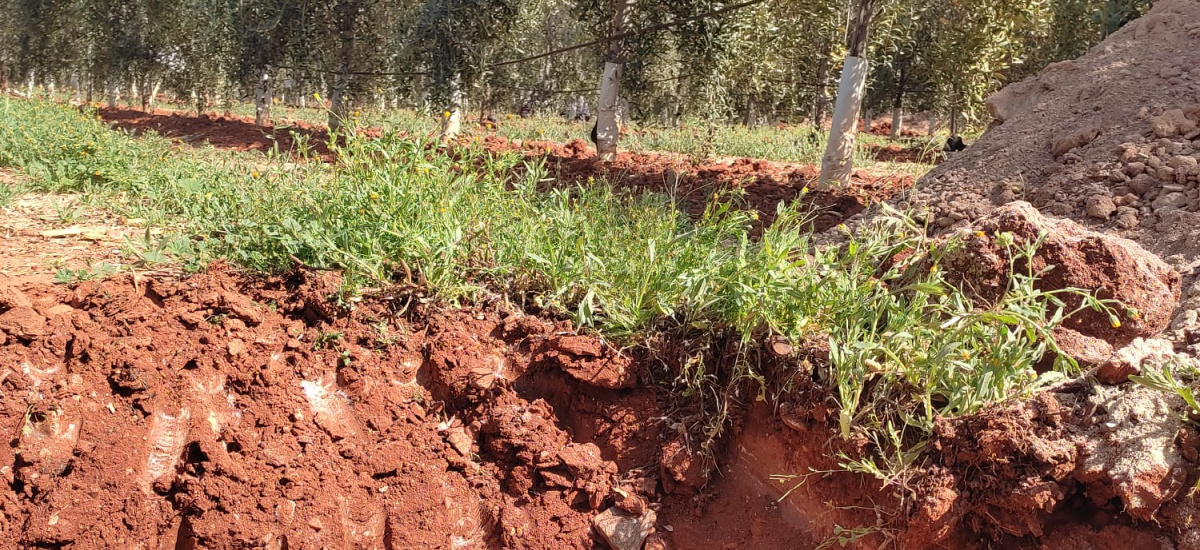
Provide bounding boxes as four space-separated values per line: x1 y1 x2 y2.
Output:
2 266 1196 549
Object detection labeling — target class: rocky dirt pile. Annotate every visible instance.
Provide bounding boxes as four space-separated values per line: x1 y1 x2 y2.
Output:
902 0 1200 353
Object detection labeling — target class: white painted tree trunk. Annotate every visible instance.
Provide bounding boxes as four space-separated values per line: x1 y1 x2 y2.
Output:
595 0 636 161
818 56 870 189
106 80 119 109
148 79 161 109
890 106 903 140
439 74 464 143
595 62 623 161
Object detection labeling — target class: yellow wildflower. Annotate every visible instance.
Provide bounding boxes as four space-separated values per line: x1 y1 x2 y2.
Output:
974 231 985 238
1110 318 1121 329
313 92 321 100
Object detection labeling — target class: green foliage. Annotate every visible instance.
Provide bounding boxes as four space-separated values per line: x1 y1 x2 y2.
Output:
54 261 120 285
0 98 1088 468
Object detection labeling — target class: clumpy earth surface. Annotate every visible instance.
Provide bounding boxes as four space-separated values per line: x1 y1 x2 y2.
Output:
900 0 1200 353
9 2 1200 545
3 261 1200 550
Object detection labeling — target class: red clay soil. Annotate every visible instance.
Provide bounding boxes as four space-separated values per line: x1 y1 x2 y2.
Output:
0 265 666 549
475 136 911 232
93 107 915 232
867 143 943 165
97 106 352 161
3 264 1196 549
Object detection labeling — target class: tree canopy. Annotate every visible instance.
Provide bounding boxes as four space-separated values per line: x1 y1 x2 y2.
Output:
0 0 1154 129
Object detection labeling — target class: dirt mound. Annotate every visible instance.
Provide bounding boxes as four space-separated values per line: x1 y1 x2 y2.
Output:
98 107 353 161
936 202 1180 345
476 135 911 232
902 0 1200 351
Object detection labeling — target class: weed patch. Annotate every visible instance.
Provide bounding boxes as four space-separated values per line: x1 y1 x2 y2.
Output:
1 98 1090 476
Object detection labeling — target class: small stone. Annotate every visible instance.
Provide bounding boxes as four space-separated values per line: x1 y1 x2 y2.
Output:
644 533 671 550
1125 162 1147 176
446 426 473 457
1152 109 1197 138
308 517 324 531
0 283 33 310
1085 195 1117 220
1116 206 1140 229
1159 167 1177 182
1129 173 1158 196
1096 338 1176 385
0 307 47 339
43 304 75 318
1153 191 1188 211
592 507 656 550
228 339 247 356
1046 202 1074 216
1169 155 1198 169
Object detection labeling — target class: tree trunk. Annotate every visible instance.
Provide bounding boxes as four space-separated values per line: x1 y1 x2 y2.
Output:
742 96 756 127
148 79 161 109
890 72 905 140
329 0 361 133
811 40 831 129
818 0 877 190
595 0 637 161
254 66 272 126
890 106 903 140
439 74 464 143
106 78 119 109
928 111 937 137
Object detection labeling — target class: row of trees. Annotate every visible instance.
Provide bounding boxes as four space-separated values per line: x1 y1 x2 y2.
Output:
0 0 1152 173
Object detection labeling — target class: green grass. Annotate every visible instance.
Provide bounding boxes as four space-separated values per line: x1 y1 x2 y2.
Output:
0 97 1099 478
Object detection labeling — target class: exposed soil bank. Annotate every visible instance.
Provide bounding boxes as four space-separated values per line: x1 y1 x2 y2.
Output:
2 266 1197 549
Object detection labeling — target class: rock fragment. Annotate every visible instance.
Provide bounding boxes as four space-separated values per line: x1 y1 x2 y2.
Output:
592 507 657 550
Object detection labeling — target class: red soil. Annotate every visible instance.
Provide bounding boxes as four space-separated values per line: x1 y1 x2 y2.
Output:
0 262 1193 549
7 106 1185 549
97 107 363 162
473 136 912 232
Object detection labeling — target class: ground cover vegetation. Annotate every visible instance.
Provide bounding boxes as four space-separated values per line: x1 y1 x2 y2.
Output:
0 97 1120 476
